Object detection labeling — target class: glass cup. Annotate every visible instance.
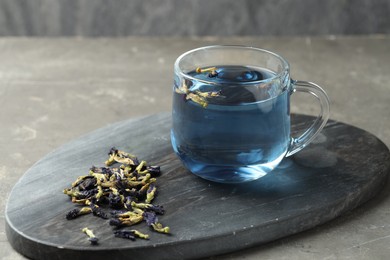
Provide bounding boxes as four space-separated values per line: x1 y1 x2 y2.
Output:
171 45 330 183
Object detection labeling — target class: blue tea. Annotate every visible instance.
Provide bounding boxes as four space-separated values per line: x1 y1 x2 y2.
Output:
171 65 291 183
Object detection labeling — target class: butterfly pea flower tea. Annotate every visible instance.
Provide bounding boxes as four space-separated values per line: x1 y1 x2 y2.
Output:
171 46 330 183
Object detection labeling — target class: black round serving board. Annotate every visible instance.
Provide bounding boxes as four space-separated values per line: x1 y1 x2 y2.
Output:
6 113 390 260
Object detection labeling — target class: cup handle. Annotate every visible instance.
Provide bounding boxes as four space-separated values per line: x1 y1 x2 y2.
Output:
286 80 330 157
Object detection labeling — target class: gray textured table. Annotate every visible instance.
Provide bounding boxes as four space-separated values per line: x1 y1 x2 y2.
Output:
1 36 390 259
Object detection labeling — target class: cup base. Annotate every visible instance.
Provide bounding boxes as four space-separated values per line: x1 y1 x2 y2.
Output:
176 153 286 184
190 165 269 183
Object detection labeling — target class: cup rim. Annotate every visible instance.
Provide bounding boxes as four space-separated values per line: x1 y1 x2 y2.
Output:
174 45 290 85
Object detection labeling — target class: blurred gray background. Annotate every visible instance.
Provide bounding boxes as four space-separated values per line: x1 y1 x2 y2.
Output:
0 0 389 37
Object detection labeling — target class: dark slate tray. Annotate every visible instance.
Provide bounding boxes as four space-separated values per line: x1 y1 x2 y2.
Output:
5 113 390 260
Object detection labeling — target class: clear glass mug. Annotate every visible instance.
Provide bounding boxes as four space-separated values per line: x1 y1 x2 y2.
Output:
171 46 330 183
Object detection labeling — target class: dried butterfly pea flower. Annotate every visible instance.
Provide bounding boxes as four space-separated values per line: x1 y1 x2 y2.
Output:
82 227 99 245
145 184 157 204
135 161 147 173
90 165 111 173
197 90 222 99
195 66 217 74
71 175 89 187
146 166 161 177
108 192 124 209
105 147 139 166
110 209 128 217
175 66 223 108
63 188 78 197
64 148 170 245
186 93 208 108
133 230 149 240
99 180 117 188
131 201 165 215
114 230 149 240
77 190 97 200
109 218 124 227
78 177 97 191
124 196 134 210
63 185 97 200
151 223 170 234
142 211 158 226
121 187 141 201
112 170 126 182
137 182 152 198
124 176 156 188
71 197 91 205
90 172 108 184
114 210 140 219
95 185 104 201
66 207 92 220
137 173 152 184
81 190 98 200
114 230 136 240
91 205 109 219
105 147 118 166
109 213 143 227
196 66 219 77
109 187 120 196
132 207 145 215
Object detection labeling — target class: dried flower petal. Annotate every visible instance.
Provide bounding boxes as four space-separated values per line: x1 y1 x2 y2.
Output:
108 193 123 209
66 207 92 220
109 214 143 227
78 177 97 191
146 166 161 177
105 147 139 166
174 66 224 108
131 201 165 215
133 230 149 240
124 196 134 210
145 184 157 203
91 206 109 219
114 230 149 240
114 230 136 240
65 209 79 220
143 211 158 226
109 218 123 227
82 227 99 245
151 223 170 234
